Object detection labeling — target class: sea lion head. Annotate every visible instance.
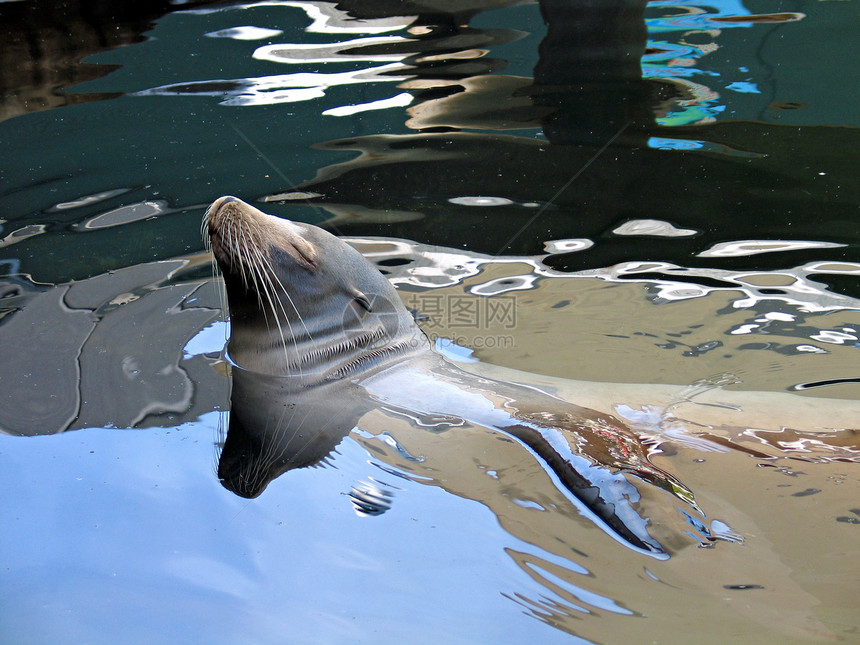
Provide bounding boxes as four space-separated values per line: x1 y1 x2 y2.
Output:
205 196 425 380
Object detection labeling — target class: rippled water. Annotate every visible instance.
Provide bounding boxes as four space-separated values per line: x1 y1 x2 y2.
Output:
1 1 858 643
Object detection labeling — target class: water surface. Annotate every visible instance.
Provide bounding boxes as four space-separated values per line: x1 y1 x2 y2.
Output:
1 1 858 643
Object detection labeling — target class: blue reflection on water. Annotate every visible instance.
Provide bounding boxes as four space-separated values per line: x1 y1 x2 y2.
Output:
725 81 760 94
0 417 591 645
644 0 800 125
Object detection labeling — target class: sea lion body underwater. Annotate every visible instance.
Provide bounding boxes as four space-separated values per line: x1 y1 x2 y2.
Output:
204 196 713 557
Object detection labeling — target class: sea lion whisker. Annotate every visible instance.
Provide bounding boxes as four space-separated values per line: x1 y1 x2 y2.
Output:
238 221 256 292
246 413 282 482
228 220 269 323
257 400 314 477
225 219 245 289
327 341 413 380
253 248 304 378
237 223 254 292
201 203 212 247
248 243 278 317
222 218 235 276
256 263 292 359
244 236 272 324
259 251 317 345
220 211 286 349
202 208 229 329
255 250 322 379
237 227 259 298
254 418 281 479
262 405 307 467
201 205 214 253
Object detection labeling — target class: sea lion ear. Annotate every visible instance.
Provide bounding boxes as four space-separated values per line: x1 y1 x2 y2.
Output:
352 289 372 312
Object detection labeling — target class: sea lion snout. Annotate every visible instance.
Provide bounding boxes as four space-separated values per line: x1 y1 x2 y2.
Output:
206 195 240 228
205 196 318 276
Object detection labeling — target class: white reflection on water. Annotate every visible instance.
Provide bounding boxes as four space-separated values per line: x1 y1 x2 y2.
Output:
323 92 414 117
48 188 131 211
140 3 418 108
612 219 698 237
449 196 515 207
543 238 594 253
345 236 860 385
349 235 860 314
810 328 858 345
186 1 413 35
0 224 47 249
254 35 413 63
471 274 538 296
74 200 168 231
137 63 411 107
698 239 845 258
206 26 284 40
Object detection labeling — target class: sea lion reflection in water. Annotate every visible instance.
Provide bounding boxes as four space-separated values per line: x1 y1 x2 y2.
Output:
205 195 710 558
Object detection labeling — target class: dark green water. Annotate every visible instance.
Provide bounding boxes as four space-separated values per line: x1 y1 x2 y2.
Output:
1 1 858 643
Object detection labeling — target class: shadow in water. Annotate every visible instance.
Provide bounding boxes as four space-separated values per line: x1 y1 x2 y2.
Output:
0 0 219 120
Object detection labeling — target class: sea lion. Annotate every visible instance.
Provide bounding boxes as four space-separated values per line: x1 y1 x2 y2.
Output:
205 195 709 558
